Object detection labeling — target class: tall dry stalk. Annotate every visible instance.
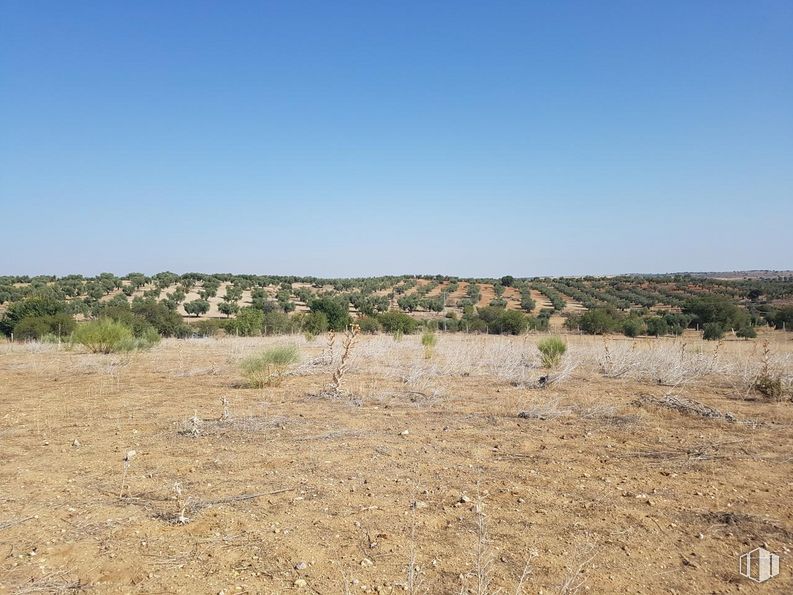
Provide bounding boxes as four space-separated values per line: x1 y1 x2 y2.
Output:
406 500 425 595
173 481 190 524
119 449 136 498
558 540 596 595
329 324 359 394
220 396 230 421
323 330 336 364
459 492 496 595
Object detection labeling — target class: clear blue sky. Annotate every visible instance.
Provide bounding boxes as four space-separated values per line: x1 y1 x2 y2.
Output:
1 1 791 277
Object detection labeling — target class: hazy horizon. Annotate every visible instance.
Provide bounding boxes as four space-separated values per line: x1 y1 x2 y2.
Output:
3 268 792 281
2 1 791 277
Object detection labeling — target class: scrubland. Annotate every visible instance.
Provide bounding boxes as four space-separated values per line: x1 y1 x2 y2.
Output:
1 332 791 593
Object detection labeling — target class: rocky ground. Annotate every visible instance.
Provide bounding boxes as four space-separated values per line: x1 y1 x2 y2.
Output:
1 333 791 593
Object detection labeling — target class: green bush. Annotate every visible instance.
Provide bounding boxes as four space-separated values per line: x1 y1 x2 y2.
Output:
357 315 382 334
225 307 263 336
736 325 757 339
378 311 418 334
645 316 669 337
567 309 620 335
622 317 646 338
309 297 350 331
12 316 53 340
770 306 793 330
263 311 296 335
0 295 73 337
131 300 189 337
537 336 566 368
194 319 226 337
72 319 154 353
476 307 530 335
240 345 299 387
683 297 750 331
133 326 161 349
702 322 724 341
301 311 329 336
421 331 438 359
12 313 76 340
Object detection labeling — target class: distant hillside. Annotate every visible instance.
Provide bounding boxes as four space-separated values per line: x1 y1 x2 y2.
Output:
637 269 793 280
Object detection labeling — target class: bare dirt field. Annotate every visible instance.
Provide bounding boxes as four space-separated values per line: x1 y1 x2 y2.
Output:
1 333 792 594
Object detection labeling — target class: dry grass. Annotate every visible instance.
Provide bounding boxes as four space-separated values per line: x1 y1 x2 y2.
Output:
0 332 791 593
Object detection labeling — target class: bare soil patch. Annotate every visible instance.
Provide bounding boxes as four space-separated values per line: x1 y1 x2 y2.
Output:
1 335 791 593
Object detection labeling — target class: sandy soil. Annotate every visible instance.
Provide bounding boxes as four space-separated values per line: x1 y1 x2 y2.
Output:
1 334 792 594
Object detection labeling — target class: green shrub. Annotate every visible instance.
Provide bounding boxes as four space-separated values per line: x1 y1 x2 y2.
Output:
567 309 620 335
683 297 750 331
263 311 296 335
240 345 299 387
702 322 724 341
421 331 438 359
124 326 160 350
736 325 757 339
378 311 418 334
131 300 189 337
301 311 329 336
12 316 53 340
226 307 263 336
622 317 646 338
770 306 793 330
537 336 566 368
72 319 140 353
12 313 76 340
476 307 529 335
309 297 350 331
0 295 73 337
645 316 669 337
194 319 225 337
357 315 382 334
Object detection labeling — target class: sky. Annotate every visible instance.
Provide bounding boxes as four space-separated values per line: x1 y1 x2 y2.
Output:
1 1 791 278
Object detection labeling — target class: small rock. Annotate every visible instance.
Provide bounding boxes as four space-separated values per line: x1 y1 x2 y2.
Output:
295 561 308 570
72 439 81 447
400 430 409 436
459 495 472 504
360 557 373 567
294 578 307 588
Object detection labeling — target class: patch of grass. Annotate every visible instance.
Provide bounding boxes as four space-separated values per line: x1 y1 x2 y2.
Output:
537 336 566 368
72 319 142 353
421 331 438 359
240 345 299 387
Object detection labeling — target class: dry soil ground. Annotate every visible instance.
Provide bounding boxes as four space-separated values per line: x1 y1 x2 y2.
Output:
1 333 792 594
